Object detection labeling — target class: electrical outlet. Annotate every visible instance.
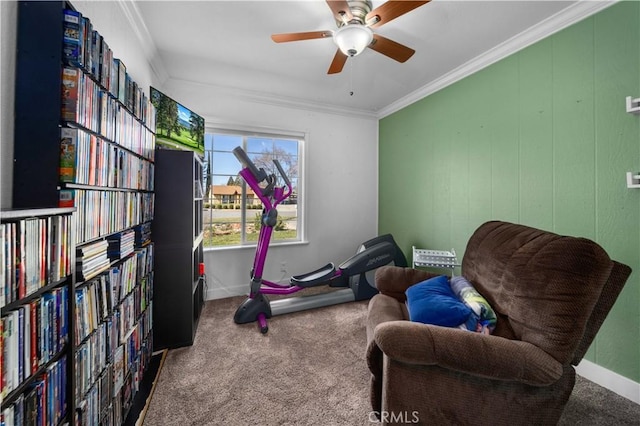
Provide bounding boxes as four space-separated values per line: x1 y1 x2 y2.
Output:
280 262 287 273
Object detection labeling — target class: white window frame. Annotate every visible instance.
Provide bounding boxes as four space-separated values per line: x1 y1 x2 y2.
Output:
204 126 306 249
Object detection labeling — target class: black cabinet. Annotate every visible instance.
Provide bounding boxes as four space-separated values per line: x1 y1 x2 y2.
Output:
153 149 205 349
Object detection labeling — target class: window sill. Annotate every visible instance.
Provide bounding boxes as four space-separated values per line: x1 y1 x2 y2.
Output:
204 240 309 253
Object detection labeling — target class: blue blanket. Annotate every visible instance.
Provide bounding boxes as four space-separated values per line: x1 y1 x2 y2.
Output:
405 275 497 334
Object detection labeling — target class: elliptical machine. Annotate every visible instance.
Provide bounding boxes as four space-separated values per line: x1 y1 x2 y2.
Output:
231 147 407 333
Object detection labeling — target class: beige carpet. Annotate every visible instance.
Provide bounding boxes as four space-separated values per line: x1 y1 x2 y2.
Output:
143 295 640 425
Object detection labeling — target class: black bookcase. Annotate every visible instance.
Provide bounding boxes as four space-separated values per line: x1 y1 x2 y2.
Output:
10 2 155 424
13 1 67 209
152 149 205 350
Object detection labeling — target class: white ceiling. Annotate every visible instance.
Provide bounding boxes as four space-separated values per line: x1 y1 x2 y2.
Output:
132 0 611 117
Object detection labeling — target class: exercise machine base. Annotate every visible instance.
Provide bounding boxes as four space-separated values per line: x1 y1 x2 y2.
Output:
234 234 407 329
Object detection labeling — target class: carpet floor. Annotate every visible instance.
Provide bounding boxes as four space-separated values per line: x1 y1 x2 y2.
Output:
142 295 640 425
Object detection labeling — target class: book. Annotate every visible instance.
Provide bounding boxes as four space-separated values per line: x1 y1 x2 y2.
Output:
74 289 85 344
48 217 60 283
112 345 124 395
62 9 83 67
23 384 38 426
17 308 24 384
4 311 19 396
57 286 69 349
9 223 16 305
109 57 119 98
81 16 92 74
28 299 39 374
106 230 135 261
90 30 100 79
100 39 111 90
1 225 6 307
59 128 78 183
77 240 108 259
3 404 15 426
58 189 74 209
1 224 5 309
0 317 3 404
61 67 80 123
33 377 46 426
116 59 126 105
23 304 30 379
15 220 26 300
41 292 54 363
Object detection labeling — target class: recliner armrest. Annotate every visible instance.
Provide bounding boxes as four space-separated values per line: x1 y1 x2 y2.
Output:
374 320 563 386
375 266 440 302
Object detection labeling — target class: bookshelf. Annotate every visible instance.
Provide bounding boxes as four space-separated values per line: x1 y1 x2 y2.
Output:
152 149 205 350
11 1 155 424
1 207 75 425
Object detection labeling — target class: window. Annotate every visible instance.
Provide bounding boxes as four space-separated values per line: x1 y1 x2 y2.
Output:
203 129 302 248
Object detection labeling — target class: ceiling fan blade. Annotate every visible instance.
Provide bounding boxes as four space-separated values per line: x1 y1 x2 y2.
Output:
366 1 430 29
271 31 332 43
368 34 415 63
326 0 353 23
328 49 348 74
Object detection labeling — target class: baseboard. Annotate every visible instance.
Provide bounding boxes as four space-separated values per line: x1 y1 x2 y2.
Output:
206 283 247 300
123 349 167 426
575 359 640 405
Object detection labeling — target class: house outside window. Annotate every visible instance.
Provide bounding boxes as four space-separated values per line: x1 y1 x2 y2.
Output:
204 129 302 247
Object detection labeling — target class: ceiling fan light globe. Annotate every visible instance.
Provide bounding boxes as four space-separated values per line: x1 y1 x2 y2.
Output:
333 24 373 57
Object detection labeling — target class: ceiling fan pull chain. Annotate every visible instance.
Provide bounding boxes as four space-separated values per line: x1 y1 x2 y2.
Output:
349 59 354 96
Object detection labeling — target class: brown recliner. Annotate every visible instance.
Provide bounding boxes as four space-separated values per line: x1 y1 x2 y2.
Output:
366 221 631 425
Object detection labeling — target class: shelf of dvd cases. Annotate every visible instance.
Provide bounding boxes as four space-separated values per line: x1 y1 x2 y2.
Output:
59 187 154 247
61 65 155 162
12 1 156 425
60 125 155 191
1 207 75 426
73 241 153 426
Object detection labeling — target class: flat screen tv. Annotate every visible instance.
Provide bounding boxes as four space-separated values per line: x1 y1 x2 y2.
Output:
150 86 205 156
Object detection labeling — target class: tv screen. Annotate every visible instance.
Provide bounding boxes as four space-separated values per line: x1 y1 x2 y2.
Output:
150 86 205 156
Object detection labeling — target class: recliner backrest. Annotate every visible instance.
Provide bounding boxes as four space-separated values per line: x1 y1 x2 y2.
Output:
461 221 617 365
571 260 631 365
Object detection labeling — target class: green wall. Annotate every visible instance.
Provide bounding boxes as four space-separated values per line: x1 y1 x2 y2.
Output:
379 1 640 382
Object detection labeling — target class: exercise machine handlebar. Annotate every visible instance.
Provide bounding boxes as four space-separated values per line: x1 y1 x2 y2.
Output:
273 158 291 189
233 146 292 204
233 146 291 189
233 146 266 182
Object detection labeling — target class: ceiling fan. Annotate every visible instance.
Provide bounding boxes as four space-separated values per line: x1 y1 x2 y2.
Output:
271 0 430 74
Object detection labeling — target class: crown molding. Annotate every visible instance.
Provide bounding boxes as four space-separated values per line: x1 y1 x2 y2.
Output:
115 0 616 121
169 77 379 121
376 0 618 119
116 0 170 85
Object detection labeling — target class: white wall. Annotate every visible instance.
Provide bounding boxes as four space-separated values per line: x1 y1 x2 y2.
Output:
162 79 380 299
72 1 162 95
1 0 17 209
